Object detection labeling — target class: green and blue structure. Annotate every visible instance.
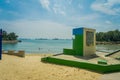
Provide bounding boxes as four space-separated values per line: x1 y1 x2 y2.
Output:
63 27 96 56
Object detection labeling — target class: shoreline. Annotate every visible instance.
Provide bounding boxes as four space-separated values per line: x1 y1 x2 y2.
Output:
2 40 120 45
2 40 21 43
96 41 120 45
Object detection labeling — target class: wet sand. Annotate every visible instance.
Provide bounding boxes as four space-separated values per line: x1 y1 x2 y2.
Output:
0 54 101 80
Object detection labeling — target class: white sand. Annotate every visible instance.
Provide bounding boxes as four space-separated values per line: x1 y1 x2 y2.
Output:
0 54 101 80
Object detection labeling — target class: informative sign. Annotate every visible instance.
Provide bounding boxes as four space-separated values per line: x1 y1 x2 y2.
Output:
86 31 94 46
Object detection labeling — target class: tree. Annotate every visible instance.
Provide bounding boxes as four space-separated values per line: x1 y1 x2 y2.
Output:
2 30 18 41
8 32 18 40
96 29 120 42
2 31 8 40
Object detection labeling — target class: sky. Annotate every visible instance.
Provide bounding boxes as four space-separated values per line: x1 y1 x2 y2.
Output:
0 0 120 39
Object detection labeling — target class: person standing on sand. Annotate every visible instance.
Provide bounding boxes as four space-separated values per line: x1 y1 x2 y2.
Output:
39 48 41 50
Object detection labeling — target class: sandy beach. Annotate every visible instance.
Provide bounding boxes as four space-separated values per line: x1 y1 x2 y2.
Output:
0 54 101 80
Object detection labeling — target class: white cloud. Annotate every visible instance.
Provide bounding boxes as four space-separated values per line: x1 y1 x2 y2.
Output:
52 4 66 16
5 0 10 4
105 20 112 24
39 0 50 10
91 0 120 15
68 0 72 5
39 0 67 16
1 20 72 39
78 4 83 9
59 11 66 16
66 13 120 32
106 0 120 6
70 13 100 22
7 11 19 16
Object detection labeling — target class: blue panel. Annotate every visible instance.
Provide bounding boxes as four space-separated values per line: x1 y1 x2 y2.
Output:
73 27 83 35
0 29 1 60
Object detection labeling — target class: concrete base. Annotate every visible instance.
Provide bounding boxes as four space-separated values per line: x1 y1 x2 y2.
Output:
41 52 120 73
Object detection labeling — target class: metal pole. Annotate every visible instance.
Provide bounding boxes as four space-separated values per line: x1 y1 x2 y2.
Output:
0 29 2 60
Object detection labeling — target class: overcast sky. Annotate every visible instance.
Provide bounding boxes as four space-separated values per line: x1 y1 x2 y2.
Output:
0 0 120 39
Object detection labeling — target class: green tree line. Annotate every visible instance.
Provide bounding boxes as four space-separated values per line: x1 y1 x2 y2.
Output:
2 30 18 40
96 29 120 42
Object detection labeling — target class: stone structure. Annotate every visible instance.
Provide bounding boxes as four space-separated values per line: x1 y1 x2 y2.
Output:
63 27 96 56
2 50 25 57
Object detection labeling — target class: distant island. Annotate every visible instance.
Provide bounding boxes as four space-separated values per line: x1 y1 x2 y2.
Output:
2 30 21 43
96 29 120 44
35 38 48 40
35 38 71 40
2 29 120 44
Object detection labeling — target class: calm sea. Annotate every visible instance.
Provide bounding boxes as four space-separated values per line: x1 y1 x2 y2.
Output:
2 39 120 54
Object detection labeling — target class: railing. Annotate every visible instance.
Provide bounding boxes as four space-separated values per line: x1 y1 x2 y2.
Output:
105 49 120 57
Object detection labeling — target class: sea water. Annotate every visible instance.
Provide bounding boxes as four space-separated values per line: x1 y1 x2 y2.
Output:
2 39 72 54
2 39 120 54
